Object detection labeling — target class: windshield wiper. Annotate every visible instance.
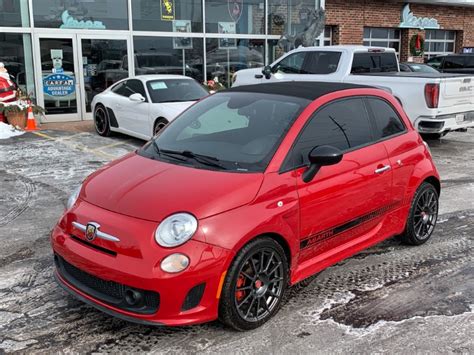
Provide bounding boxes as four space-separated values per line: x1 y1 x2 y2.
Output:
150 142 187 162
160 149 226 169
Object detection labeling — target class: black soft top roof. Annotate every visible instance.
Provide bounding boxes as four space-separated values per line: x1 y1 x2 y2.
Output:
225 81 374 101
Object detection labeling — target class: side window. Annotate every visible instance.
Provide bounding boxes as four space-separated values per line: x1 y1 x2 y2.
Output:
443 56 465 69
305 51 341 74
273 52 306 74
126 79 147 98
288 98 373 167
111 81 129 97
466 56 474 69
366 98 406 139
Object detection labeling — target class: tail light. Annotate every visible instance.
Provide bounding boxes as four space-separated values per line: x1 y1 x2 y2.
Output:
425 83 439 109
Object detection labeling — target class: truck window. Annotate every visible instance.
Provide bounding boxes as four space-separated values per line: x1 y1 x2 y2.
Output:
273 52 306 74
273 51 341 75
443 56 465 69
305 52 341 74
466 56 474 69
351 53 398 73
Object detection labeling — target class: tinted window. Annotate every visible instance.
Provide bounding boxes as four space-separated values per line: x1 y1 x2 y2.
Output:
288 98 373 167
443 56 465 69
140 92 310 172
367 98 405 139
351 53 398 73
305 52 341 74
146 79 208 103
111 81 129 96
274 52 306 74
126 79 147 98
466 56 474 69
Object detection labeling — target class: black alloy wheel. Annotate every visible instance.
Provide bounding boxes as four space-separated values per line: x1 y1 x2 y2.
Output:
219 238 288 330
94 105 111 137
402 182 439 245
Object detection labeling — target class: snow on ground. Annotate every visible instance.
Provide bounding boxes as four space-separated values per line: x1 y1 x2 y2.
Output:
0 122 24 139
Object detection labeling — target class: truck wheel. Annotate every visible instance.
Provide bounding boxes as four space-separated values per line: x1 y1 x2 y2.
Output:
219 238 288 331
401 182 439 246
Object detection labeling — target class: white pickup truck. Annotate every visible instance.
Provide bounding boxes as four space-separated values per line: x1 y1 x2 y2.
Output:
232 45 474 138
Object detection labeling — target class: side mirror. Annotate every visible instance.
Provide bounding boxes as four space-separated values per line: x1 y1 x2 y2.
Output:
302 145 343 183
129 93 145 102
262 65 273 80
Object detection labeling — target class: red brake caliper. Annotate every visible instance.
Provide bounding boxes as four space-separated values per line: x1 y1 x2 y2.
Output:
235 274 246 301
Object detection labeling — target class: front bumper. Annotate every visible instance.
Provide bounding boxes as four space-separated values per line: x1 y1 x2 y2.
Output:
415 111 474 134
51 201 233 326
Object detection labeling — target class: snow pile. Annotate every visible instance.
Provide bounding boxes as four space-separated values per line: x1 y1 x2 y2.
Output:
0 122 24 139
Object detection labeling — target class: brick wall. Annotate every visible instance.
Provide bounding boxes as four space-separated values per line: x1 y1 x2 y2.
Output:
326 0 474 58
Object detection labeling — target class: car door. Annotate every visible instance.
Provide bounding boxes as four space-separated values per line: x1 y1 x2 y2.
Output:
285 97 393 263
365 97 423 208
118 79 150 137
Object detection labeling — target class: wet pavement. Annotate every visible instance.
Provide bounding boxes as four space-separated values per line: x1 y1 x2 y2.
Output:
0 129 473 353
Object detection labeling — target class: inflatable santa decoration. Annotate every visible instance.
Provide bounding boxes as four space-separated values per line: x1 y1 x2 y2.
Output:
0 62 17 122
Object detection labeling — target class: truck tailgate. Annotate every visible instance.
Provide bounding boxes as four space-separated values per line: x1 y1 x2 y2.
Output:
440 76 474 108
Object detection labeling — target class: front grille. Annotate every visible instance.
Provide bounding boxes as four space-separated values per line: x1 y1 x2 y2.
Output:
55 254 159 314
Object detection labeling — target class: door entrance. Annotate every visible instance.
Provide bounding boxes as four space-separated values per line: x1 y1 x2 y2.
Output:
34 33 129 122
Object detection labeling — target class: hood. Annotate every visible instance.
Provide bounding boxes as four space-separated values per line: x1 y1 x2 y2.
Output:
81 153 263 222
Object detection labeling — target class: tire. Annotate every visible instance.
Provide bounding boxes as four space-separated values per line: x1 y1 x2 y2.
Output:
153 118 168 136
421 132 447 140
219 237 288 331
401 182 439 246
94 104 112 137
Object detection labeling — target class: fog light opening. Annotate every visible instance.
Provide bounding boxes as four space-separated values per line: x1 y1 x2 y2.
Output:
124 288 143 306
161 253 190 273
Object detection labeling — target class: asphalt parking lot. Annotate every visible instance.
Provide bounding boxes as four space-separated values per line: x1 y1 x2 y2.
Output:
0 128 473 353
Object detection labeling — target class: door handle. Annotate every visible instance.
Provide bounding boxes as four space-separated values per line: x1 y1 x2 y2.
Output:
375 165 391 174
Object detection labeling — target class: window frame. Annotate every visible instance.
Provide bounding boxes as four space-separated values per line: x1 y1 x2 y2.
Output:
279 96 376 173
424 30 456 60
363 27 401 56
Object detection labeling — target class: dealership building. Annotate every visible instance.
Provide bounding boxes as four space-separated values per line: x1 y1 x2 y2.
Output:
1 0 473 122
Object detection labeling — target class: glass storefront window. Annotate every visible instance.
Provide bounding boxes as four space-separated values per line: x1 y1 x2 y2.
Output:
268 0 319 36
0 0 29 27
81 39 128 112
33 0 128 30
0 33 35 98
206 38 264 88
132 0 202 32
133 36 204 83
206 0 264 34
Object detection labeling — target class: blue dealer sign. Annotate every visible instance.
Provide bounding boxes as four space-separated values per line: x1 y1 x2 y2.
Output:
43 74 75 97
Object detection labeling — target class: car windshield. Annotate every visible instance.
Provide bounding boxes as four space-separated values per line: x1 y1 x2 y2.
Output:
139 92 310 172
146 79 209 103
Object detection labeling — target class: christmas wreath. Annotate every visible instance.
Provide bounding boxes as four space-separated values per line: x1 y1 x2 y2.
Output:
410 34 425 57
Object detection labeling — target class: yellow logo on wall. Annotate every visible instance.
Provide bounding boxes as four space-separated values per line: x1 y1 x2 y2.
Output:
161 0 175 21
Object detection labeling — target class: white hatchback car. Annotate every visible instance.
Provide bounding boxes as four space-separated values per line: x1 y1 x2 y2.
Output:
91 75 209 140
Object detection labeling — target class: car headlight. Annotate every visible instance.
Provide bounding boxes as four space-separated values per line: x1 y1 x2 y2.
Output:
155 213 198 248
66 184 82 210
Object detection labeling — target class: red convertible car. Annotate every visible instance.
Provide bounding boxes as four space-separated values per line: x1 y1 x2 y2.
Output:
51 82 440 330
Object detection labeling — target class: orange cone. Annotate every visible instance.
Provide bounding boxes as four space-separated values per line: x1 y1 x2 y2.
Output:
25 106 38 131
